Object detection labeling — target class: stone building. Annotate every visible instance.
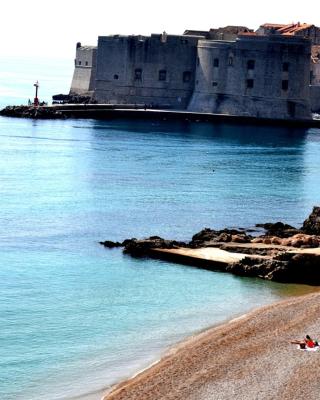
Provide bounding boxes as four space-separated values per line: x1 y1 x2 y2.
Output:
256 23 320 45
70 43 97 97
93 33 203 109
69 23 319 118
188 34 311 119
256 22 320 112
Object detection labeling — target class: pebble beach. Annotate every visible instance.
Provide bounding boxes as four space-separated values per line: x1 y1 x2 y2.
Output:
104 291 320 400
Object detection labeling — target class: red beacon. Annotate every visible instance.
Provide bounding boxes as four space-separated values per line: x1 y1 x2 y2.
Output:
33 80 40 106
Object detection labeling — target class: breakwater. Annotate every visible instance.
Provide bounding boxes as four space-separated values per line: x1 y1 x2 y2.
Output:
2 104 320 128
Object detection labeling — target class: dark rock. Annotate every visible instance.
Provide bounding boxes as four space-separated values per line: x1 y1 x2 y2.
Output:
191 228 219 243
99 240 123 248
255 221 300 238
123 237 187 256
122 238 137 247
216 233 232 242
190 228 251 247
302 206 320 235
0 105 65 119
228 252 320 284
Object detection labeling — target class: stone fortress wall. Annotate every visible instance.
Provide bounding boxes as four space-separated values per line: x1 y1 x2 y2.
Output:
69 23 320 119
94 34 201 109
188 35 311 119
70 43 96 96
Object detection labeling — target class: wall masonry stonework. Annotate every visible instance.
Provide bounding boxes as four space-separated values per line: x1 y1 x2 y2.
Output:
69 31 317 119
93 34 201 109
70 45 96 96
188 36 311 119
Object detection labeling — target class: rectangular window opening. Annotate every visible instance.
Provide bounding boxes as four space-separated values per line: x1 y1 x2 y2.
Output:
282 80 289 91
158 70 167 81
183 71 192 83
247 60 255 70
282 62 289 72
246 79 254 88
134 68 142 81
213 58 219 67
212 81 218 87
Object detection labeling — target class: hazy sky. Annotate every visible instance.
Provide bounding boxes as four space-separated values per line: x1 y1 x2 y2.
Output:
1 0 319 60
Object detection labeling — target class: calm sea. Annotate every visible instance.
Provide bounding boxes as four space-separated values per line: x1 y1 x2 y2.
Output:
1 58 320 400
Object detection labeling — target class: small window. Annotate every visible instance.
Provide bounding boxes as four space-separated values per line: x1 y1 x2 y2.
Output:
212 81 218 87
246 79 254 88
134 68 142 81
183 71 192 83
213 58 219 67
282 62 289 72
114 74 119 80
158 70 166 81
288 101 296 117
85 61 88 66
247 60 255 70
78 61 82 66
228 57 233 66
197 57 200 66
282 80 289 91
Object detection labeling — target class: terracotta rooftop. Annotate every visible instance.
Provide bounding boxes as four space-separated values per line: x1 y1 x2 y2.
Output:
260 23 313 35
278 23 313 34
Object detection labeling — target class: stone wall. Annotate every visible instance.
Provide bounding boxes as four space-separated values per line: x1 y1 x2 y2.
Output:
94 34 201 109
310 85 320 112
188 35 311 119
70 44 97 96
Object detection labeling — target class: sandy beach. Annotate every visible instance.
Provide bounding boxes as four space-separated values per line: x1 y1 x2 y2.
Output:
103 291 320 400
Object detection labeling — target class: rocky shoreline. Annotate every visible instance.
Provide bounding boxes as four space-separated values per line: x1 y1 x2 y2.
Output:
101 207 320 285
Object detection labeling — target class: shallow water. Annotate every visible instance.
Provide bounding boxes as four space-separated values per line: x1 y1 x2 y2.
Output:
1 59 320 400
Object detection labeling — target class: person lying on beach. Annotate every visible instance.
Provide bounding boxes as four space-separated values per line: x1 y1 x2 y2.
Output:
290 335 318 349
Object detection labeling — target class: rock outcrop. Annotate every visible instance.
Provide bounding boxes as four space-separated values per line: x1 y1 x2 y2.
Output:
190 228 252 248
251 233 320 248
255 221 300 238
0 106 65 119
302 206 320 235
228 252 320 284
99 240 124 248
100 206 320 284
123 237 187 257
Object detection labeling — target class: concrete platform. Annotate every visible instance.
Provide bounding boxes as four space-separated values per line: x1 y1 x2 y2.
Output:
149 247 268 271
149 245 320 272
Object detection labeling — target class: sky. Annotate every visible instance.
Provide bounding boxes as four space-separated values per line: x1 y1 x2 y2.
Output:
1 0 320 60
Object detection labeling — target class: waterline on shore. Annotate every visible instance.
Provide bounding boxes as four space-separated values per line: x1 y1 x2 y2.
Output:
103 289 320 400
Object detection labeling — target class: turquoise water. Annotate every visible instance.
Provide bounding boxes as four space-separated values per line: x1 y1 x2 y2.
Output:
1 59 320 400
